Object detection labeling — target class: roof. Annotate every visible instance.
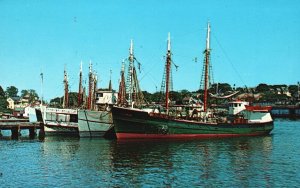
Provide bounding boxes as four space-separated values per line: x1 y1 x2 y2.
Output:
8 97 21 102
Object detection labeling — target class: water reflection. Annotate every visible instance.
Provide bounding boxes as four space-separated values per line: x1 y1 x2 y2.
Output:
109 136 274 187
2 119 300 187
29 134 274 187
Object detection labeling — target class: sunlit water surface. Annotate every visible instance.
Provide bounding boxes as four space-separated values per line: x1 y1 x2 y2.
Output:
0 119 299 187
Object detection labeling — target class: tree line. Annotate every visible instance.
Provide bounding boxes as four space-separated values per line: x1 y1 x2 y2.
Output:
0 85 39 113
0 82 299 113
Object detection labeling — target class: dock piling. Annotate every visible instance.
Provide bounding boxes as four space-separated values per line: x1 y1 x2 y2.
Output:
38 123 45 138
29 127 37 138
11 125 21 139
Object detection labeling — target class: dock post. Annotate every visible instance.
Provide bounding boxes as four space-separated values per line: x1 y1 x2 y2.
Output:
39 122 45 138
11 125 21 139
29 127 37 138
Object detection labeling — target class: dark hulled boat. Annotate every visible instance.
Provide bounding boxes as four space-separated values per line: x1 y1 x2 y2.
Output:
112 23 274 139
112 106 273 139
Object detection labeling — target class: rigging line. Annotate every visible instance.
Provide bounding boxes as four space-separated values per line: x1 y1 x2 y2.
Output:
172 26 200 40
139 66 159 89
123 57 157 91
133 55 162 85
212 32 247 87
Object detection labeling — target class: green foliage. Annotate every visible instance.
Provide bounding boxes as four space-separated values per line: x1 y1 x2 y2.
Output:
21 90 29 97
49 92 78 108
69 92 78 107
259 91 288 103
209 83 232 94
236 87 247 93
0 86 5 98
142 91 152 103
47 83 300 107
256 83 270 93
50 97 62 108
151 92 162 103
288 85 298 97
21 89 39 103
0 97 10 113
6 86 18 97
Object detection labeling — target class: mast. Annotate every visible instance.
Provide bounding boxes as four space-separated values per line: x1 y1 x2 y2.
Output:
203 22 211 112
87 61 97 110
78 61 83 107
127 39 134 106
165 32 172 111
93 73 97 110
63 66 69 108
87 61 93 110
125 39 144 108
108 69 112 91
118 61 126 106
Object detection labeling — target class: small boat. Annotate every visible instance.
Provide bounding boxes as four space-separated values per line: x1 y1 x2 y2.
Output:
41 107 78 136
112 23 274 139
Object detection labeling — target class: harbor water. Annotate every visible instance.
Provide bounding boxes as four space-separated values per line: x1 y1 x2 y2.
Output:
0 119 299 187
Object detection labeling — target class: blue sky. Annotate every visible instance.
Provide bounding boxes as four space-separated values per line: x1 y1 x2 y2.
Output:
0 0 299 101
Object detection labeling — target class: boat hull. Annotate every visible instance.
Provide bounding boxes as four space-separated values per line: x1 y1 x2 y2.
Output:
78 110 114 137
112 107 274 139
44 123 79 136
40 107 79 136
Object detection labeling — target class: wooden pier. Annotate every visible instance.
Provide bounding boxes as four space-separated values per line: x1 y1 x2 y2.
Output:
0 120 44 139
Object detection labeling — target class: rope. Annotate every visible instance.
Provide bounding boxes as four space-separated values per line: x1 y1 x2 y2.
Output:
212 33 247 87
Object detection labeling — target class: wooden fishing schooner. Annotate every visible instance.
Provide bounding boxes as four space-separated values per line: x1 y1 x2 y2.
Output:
112 23 274 139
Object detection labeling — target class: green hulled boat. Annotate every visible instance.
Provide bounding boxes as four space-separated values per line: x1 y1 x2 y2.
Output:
112 104 273 139
112 23 274 139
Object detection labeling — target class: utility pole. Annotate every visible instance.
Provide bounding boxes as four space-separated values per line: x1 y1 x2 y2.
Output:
40 72 43 106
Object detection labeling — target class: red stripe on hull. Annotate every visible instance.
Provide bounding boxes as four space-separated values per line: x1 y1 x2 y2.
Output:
116 132 269 139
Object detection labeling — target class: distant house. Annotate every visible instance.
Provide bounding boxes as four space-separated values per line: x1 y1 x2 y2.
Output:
7 97 21 109
237 93 262 101
7 96 30 110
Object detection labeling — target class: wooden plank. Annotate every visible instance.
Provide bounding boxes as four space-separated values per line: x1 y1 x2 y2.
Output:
0 122 41 130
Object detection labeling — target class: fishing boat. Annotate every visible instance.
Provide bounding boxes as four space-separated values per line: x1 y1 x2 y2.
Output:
42 107 78 136
77 89 116 137
112 23 274 139
78 39 146 137
77 62 117 137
